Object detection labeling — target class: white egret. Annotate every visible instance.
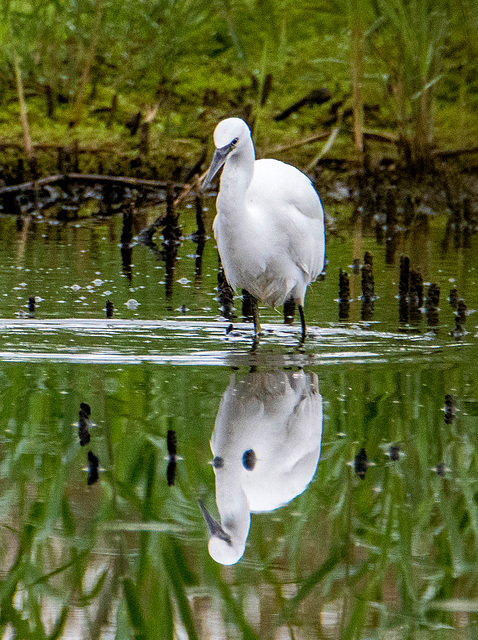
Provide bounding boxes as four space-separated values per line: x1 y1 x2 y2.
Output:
203 118 325 339
200 369 323 565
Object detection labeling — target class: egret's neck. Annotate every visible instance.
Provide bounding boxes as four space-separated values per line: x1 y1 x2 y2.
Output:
215 472 251 544
218 140 255 213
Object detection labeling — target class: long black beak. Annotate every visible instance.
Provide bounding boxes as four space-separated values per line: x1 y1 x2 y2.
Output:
202 142 235 191
198 499 232 544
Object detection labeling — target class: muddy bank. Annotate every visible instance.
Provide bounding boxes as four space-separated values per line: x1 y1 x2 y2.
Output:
0 143 478 247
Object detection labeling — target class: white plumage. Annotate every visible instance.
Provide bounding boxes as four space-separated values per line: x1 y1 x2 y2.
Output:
204 118 325 338
200 369 323 565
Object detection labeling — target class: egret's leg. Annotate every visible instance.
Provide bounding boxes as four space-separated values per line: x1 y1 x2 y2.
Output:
251 295 262 337
298 305 306 340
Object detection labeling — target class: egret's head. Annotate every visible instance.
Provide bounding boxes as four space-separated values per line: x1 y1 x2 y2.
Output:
202 118 252 190
213 117 251 151
208 534 245 565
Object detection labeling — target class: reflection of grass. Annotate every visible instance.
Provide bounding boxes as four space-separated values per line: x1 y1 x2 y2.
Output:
1 359 478 637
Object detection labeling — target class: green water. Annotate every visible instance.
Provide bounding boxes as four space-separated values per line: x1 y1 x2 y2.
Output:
0 204 477 639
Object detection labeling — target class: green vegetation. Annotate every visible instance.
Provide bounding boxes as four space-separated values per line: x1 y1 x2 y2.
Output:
1 357 478 638
0 173 476 638
1 0 478 174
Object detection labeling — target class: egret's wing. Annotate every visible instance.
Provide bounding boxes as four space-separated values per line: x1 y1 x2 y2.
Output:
248 159 324 221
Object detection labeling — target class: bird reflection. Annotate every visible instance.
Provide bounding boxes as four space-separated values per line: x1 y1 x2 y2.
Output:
201 369 323 565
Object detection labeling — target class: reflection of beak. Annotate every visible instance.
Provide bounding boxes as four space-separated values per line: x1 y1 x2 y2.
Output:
202 143 235 191
198 499 232 545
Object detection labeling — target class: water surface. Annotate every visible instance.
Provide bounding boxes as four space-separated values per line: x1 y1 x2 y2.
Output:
0 203 477 639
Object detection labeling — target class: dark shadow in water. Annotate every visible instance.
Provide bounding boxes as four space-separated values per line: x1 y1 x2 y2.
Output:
87 450 99 486
193 235 206 288
164 240 179 310
120 207 134 282
78 402 92 447
138 225 179 309
354 447 369 480
444 394 456 425
120 245 133 282
167 429 178 486
200 368 323 565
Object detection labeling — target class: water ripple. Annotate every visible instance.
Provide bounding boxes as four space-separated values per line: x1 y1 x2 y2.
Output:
0 318 472 366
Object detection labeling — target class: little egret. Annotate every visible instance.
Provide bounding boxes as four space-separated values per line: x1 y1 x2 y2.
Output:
203 118 325 339
200 369 323 565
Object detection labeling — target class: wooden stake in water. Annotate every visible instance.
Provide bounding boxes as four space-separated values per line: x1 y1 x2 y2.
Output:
241 289 254 323
409 269 423 324
426 283 440 327
283 298 296 325
217 260 234 321
410 270 424 308
338 269 350 320
361 252 374 321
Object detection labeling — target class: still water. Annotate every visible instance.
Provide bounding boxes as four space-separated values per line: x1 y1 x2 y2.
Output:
0 201 477 639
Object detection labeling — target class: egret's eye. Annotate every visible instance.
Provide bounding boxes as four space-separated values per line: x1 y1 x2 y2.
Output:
243 449 256 470
231 137 239 145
